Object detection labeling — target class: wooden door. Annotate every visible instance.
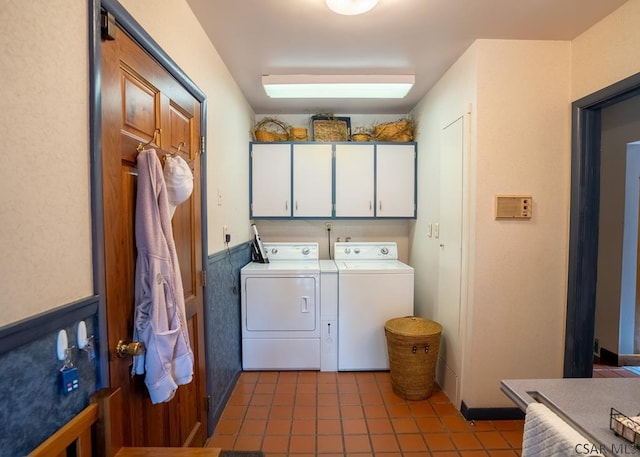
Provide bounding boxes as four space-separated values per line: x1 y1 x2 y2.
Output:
101 24 207 447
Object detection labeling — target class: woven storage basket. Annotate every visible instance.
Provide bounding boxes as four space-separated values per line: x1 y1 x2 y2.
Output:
289 127 308 141
373 119 414 142
352 133 372 142
253 118 289 142
384 316 442 400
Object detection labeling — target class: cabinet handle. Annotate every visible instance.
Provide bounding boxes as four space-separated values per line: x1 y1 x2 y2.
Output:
295 200 298 211
369 201 372 211
379 201 383 211
285 201 288 211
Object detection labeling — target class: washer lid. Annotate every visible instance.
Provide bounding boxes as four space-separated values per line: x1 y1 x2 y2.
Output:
335 260 413 273
241 259 320 274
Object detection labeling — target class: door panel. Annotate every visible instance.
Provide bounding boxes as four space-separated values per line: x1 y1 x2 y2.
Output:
293 143 333 217
101 24 206 447
335 144 375 217
437 117 464 407
250 143 291 217
245 277 317 331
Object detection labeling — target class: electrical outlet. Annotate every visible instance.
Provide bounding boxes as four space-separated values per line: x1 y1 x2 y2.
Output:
325 222 332 231
433 223 440 238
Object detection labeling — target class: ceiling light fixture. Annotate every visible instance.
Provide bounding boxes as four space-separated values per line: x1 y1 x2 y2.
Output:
262 74 414 99
325 0 379 15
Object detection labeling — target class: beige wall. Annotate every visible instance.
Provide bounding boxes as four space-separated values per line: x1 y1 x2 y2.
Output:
467 40 571 407
0 1 93 326
572 0 640 101
0 0 254 327
412 40 572 409
410 0 640 409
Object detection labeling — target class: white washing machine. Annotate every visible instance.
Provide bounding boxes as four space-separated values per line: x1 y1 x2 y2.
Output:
334 242 414 370
241 242 323 370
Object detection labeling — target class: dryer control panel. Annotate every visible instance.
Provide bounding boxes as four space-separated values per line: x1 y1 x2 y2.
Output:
334 242 398 260
262 242 319 260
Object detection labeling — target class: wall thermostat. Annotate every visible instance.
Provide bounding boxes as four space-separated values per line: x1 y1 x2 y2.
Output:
495 195 532 219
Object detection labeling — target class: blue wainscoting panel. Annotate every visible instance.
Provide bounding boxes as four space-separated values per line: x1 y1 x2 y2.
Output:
205 242 251 435
0 310 98 457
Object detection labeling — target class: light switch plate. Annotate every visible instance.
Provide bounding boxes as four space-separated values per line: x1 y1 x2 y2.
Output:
433 223 440 239
426 223 432 237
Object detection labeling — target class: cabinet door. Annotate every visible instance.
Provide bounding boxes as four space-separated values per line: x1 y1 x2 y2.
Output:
335 144 375 217
251 143 291 217
376 144 416 217
293 144 333 217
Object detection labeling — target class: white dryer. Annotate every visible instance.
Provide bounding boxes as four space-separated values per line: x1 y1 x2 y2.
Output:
334 242 414 370
241 242 321 370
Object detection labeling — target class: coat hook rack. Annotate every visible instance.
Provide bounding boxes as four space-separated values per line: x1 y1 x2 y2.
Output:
137 128 161 152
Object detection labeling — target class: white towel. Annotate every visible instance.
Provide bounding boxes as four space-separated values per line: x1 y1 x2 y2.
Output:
522 402 603 456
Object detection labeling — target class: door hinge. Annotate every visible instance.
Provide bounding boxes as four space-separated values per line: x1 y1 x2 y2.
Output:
200 136 205 155
100 10 116 41
205 395 213 412
201 270 207 287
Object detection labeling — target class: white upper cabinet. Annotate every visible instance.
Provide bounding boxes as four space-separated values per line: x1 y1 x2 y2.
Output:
250 143 291 217
335 144 375 217
293 144 333 217
376 144 416 217
250 142 416 219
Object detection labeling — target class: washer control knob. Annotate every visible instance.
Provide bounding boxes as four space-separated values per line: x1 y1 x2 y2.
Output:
271 248 278 254
354 248 360 254
301 247 310 255
381 247 389 255
344 247 351 254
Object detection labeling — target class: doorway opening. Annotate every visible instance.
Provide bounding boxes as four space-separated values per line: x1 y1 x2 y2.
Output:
565 73 640 377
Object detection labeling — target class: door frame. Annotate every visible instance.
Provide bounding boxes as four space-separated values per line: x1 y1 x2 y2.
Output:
88 0 209 388
565 72 640 377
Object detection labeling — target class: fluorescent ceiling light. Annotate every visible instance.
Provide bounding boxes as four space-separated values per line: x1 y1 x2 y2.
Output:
326 0 378 15
262 74 414 99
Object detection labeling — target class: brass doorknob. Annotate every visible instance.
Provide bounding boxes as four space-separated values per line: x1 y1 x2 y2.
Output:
116 340 145 358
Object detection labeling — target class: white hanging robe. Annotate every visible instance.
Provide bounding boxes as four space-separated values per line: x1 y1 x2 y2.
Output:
132 149 193 404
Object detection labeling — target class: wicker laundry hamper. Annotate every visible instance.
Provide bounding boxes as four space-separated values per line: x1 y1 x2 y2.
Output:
384 316 442 400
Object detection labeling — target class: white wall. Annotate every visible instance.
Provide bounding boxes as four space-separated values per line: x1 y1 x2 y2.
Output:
412 39 572 409
410 44 478 325
0 1 93 326
0 0 254 327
